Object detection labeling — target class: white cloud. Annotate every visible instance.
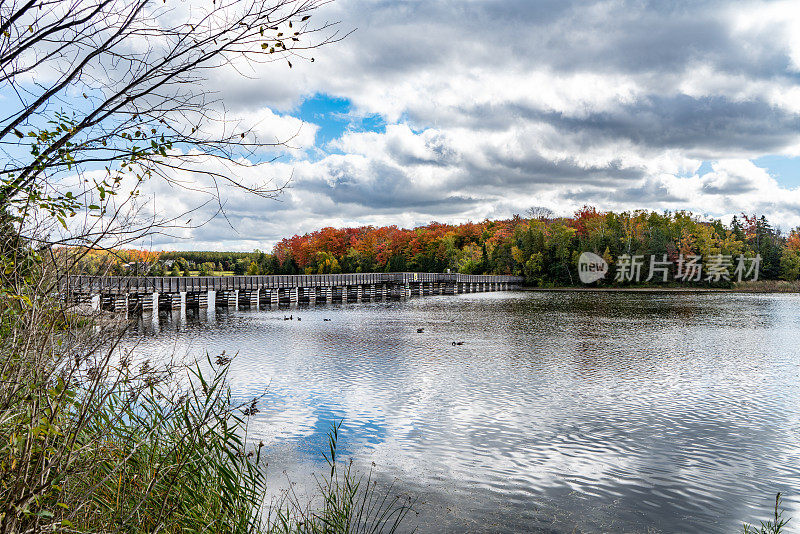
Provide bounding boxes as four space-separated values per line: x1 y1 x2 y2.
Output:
71 0 800 249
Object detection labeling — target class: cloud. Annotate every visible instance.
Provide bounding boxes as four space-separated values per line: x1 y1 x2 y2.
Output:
102 0 800 249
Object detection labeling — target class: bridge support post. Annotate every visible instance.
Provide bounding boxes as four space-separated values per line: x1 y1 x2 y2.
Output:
126 294 141 313
238 290 258 308
132 293 154 312
112 294 127 313
126 293 152 313
186 291 208 309
318 286 329 303
215 290 237 308
159 292 181 311
101 294 126 312
289 287 298 305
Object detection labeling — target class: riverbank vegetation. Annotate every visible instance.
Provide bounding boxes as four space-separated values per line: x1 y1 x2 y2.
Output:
0 262 411 531
0 0 413 531
80 208 800 288
743 493 790 534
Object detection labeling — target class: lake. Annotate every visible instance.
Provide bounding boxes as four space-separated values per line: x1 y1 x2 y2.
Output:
126 291 800 533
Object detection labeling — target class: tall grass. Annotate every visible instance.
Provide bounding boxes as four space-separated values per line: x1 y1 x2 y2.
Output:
743 493 791 534
266 421 413 534
0 247 411 533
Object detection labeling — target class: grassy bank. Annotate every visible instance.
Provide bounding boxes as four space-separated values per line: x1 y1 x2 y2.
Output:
519 281 800 293
733 280 800 292
0 258 411 533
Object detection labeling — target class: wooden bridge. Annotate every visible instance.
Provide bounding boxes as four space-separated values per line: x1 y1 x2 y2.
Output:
66 272 523 313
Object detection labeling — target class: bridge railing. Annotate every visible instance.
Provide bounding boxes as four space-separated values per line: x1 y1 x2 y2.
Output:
65 273 523 293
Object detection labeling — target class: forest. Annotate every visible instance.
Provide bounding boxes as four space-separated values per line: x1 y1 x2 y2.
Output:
74 208 800 286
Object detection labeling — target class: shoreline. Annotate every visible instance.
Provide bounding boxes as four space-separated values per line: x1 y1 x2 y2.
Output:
518 286 799 293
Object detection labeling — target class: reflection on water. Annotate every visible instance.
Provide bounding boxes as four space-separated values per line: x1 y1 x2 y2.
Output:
126 292 800 533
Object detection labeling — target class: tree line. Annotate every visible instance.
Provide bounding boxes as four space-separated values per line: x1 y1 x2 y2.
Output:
74 207 800 286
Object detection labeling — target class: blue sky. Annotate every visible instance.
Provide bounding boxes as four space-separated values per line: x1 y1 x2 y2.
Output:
295 94 386 151
754 156 800 189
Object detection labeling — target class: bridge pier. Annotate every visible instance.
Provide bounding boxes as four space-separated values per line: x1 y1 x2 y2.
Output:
238 290 258 309
100 293 127 313
317 286 330 303
215 290 237 308
127 293 154 313
158 292 181 311
186 291 208 309
400 283 411 299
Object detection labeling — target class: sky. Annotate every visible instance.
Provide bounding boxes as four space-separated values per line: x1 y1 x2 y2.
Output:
71 0 800 250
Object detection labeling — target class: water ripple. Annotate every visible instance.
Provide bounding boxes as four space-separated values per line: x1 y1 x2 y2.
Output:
126 292 800 533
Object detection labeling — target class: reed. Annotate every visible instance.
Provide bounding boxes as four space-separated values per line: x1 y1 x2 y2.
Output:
0 246 410 533
743 493 791 534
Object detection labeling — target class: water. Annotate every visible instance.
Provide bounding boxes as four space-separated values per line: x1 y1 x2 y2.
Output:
126 291 800 533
